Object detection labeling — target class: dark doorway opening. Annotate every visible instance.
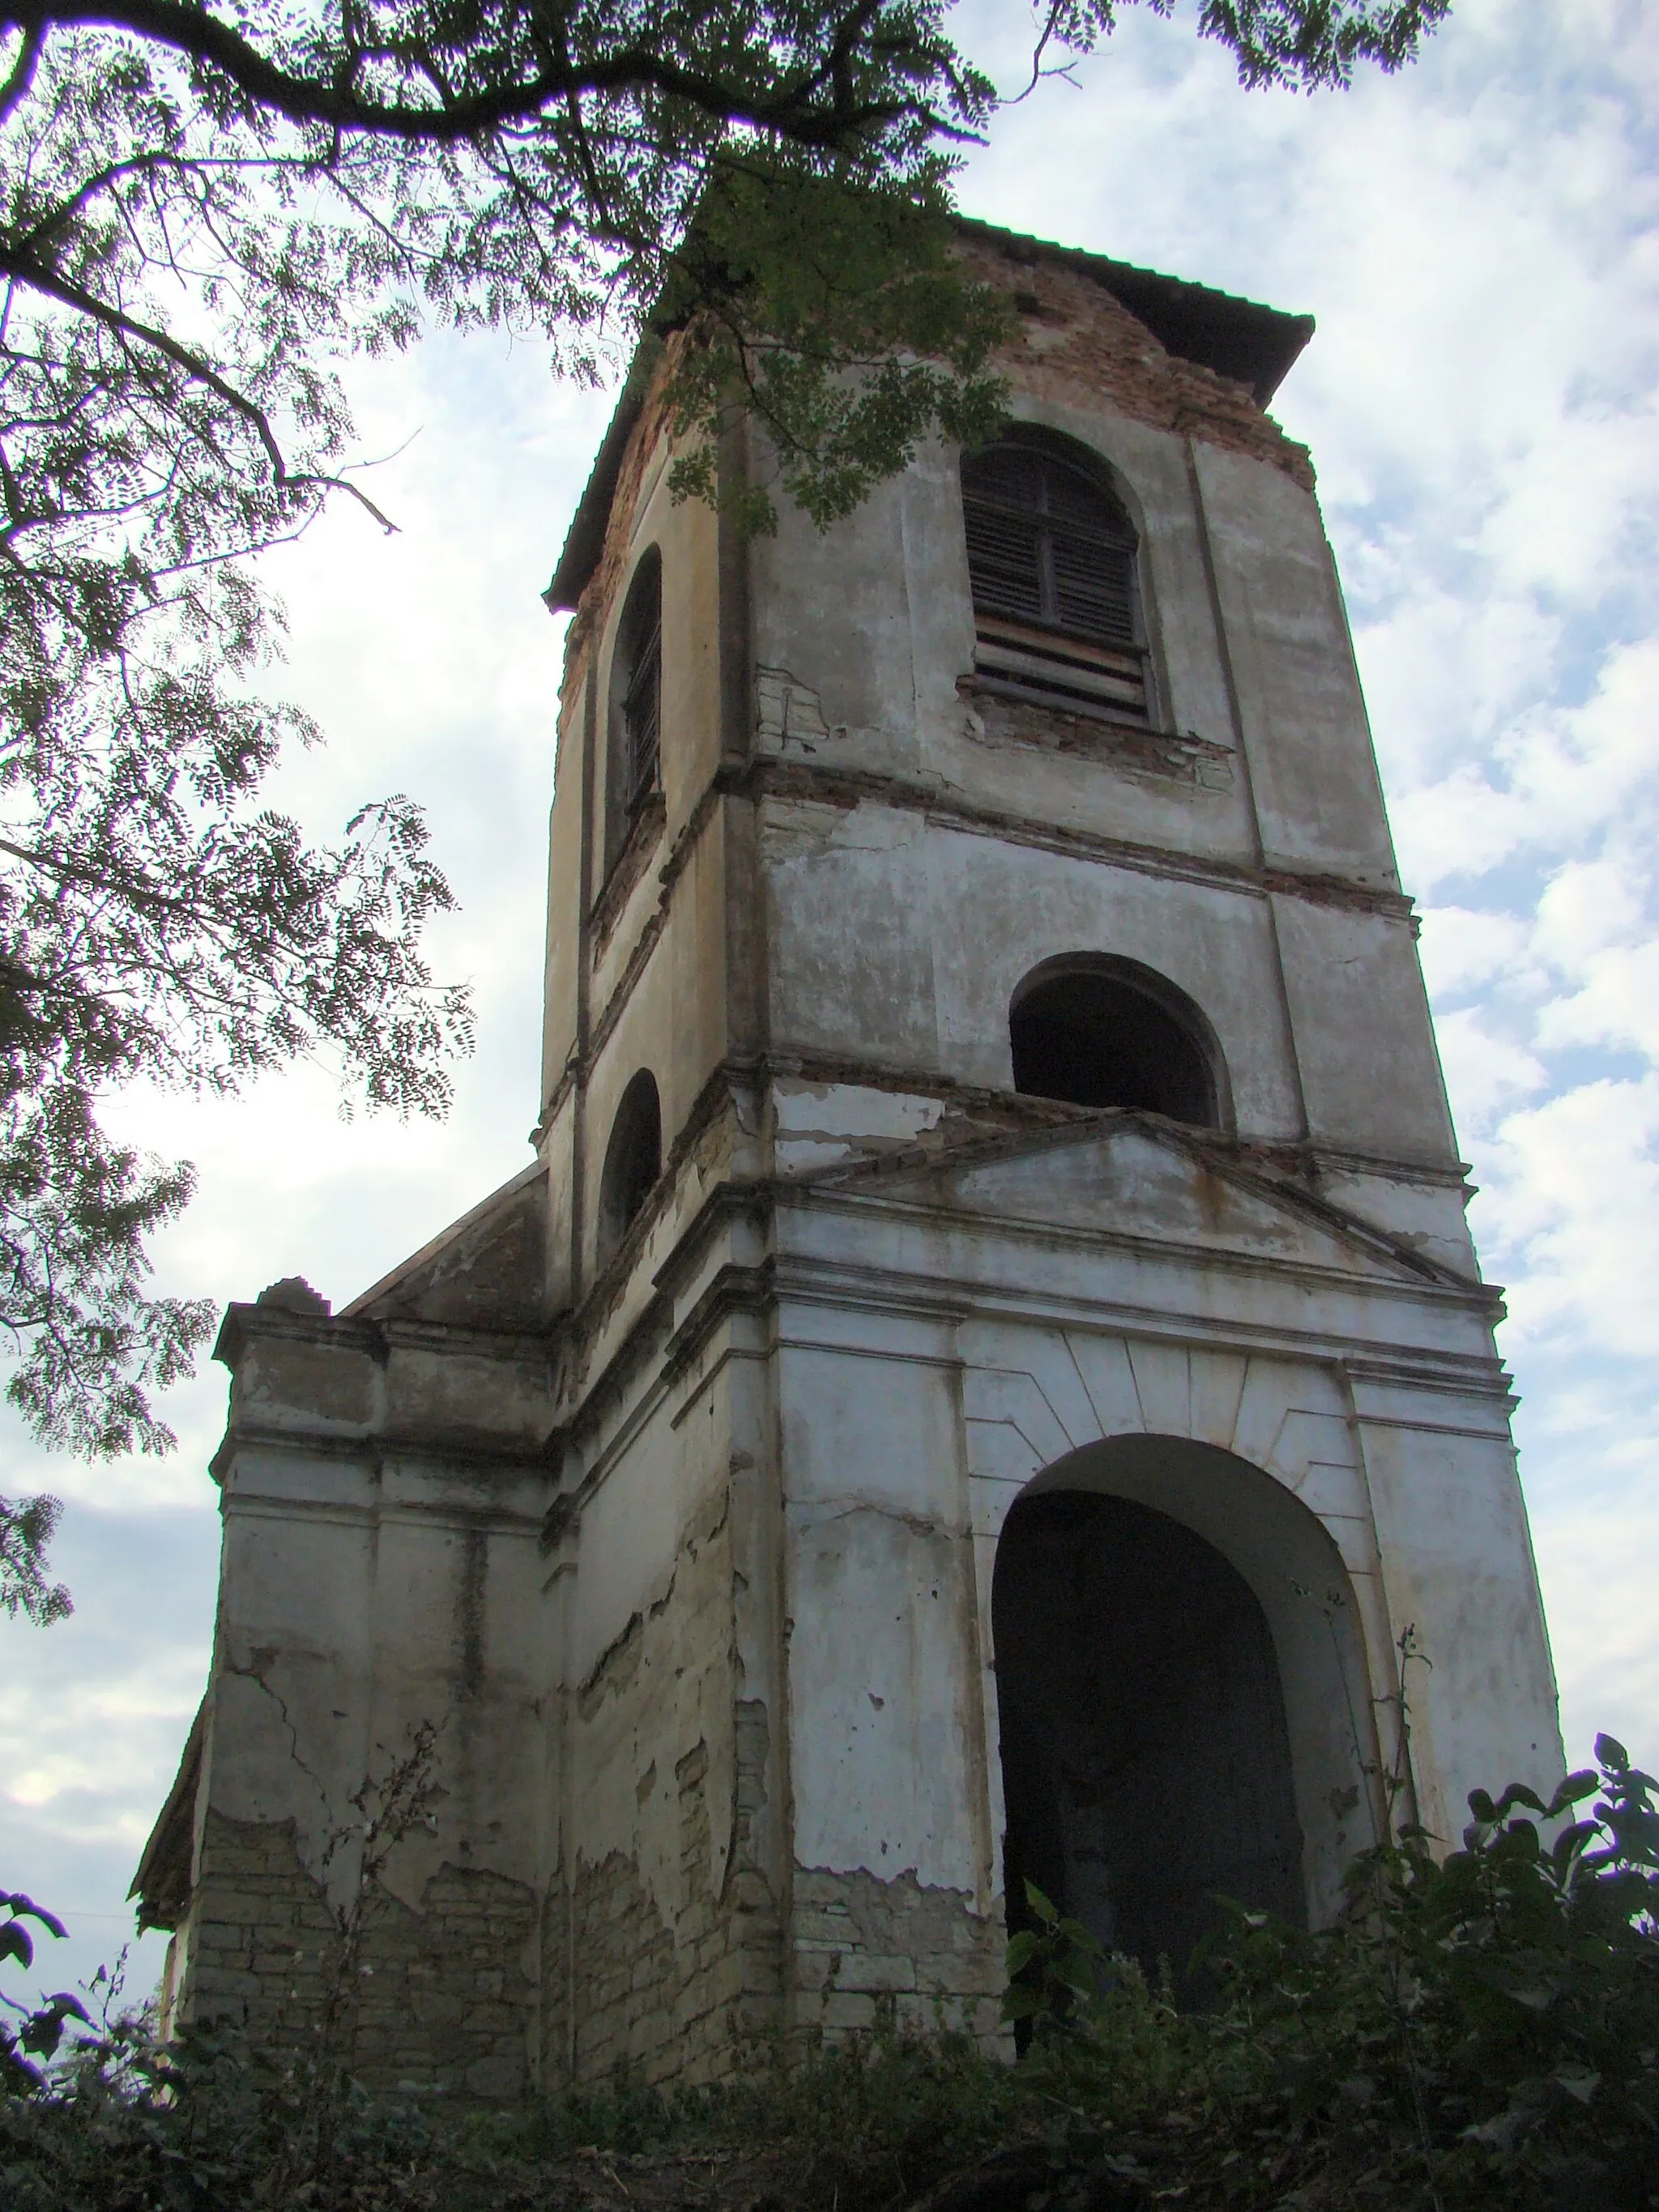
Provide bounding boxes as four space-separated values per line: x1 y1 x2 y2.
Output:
993 1490 1303 1999
1010 964 1218 1126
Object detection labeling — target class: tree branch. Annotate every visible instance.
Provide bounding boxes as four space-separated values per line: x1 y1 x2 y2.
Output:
3 0 924 149
0 17 41 119
0 245 399 529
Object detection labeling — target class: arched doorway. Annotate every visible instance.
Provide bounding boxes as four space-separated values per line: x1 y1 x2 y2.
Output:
990 1437 1376 1997
995 1491 1303 1989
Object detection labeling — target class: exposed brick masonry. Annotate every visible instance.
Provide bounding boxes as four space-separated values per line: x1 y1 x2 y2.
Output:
791 1867 1009 2054
544 1744 783 2091
957 234 1316 491
186 1809 538 2102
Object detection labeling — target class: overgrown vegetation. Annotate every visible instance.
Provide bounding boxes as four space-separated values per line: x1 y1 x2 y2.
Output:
2 1733 1653 2210
997 1730 1659 2210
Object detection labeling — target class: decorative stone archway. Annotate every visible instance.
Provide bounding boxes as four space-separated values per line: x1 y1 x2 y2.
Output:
987 1432 1383 1953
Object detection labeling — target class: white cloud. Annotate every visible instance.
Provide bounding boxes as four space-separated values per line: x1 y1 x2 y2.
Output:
1435 1007 1547 1138
1479 1076 1659 1359
1537 942 1659 1060
1417 906 1535 1002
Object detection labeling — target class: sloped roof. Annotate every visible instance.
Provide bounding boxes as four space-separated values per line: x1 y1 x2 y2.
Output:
956 217 1314 405
542 217 1314 615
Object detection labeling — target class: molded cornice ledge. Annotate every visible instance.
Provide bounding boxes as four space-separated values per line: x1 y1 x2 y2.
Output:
208 1298 561 1485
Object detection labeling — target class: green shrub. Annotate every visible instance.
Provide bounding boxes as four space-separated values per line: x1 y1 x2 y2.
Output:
1012 1733 1659 2210
4 1736 1655 2210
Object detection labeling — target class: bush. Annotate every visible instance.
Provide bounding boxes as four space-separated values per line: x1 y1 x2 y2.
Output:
468 2028 1028 2211
3 1737 1655 2210
1010 1733 1659 2210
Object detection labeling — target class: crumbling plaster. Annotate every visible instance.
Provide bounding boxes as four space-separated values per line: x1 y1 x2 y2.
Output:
145 226 1563 2099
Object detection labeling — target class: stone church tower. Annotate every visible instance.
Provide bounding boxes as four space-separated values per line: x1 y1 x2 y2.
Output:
135 220 1563 2099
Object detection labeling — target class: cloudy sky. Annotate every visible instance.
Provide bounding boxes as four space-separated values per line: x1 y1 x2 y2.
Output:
2 0 1654 2007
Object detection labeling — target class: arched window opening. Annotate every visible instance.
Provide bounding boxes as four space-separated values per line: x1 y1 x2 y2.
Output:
993 1489 1303 2003
1010 961 1220 1127
596 1070 661 1268
961 439 1149 725
607 550 663 867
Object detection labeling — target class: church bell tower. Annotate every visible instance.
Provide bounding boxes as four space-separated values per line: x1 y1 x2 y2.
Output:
138 220 1563 2098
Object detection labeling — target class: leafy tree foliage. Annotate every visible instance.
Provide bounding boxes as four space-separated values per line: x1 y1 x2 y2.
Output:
0 1491 69 1621
0 1893 87 2093
0 0 1445 1455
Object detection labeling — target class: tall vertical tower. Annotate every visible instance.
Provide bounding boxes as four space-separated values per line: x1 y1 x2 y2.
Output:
138 222 1562 2099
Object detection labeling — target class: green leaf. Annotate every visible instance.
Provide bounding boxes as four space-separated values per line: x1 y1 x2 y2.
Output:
19 1991 92 2058
1004 1930 1040 1975
1553 2064 1600 2105
1 1892 67 1941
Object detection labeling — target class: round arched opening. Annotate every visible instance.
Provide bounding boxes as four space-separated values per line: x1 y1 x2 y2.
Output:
1009 958 1222 1127
597 1069 661 1268
993 1489 1303 1996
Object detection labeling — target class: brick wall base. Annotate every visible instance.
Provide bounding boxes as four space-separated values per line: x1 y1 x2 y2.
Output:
791 1866 1011 2056
183 1809 538 2101
181 1825 1012 2096
543 1739 785 2091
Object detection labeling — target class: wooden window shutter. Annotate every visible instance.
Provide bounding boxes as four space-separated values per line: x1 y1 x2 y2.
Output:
620 560 662 812
961 445 1149 724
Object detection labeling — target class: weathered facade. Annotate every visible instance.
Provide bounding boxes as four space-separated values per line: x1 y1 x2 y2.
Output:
135 219 1563 2101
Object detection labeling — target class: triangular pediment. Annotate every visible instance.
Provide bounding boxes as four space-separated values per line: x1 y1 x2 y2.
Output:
820 1113 1463 1290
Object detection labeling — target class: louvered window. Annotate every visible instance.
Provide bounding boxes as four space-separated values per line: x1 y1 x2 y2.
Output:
621 606 661 812
962 443 1150 725
607 551 663 872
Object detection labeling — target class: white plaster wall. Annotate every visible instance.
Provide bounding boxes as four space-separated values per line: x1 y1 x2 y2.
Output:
762 799 942 1071
1349 1381 1563 1843
1190 441 1397 886
771 1078 948 1177
1317 1166 1479 1280
762 806 1306 1136
925 828 1298 1120
778 1318 991 1903
1274 897 1459 1166
769 1124 1561 1929
211 1447 550 1912
569 1406 683 1691
748 463 929 778
751 407 1265 869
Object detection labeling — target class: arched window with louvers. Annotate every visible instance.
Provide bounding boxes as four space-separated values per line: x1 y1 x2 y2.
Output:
960 438 1152 727
605 548 663 870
